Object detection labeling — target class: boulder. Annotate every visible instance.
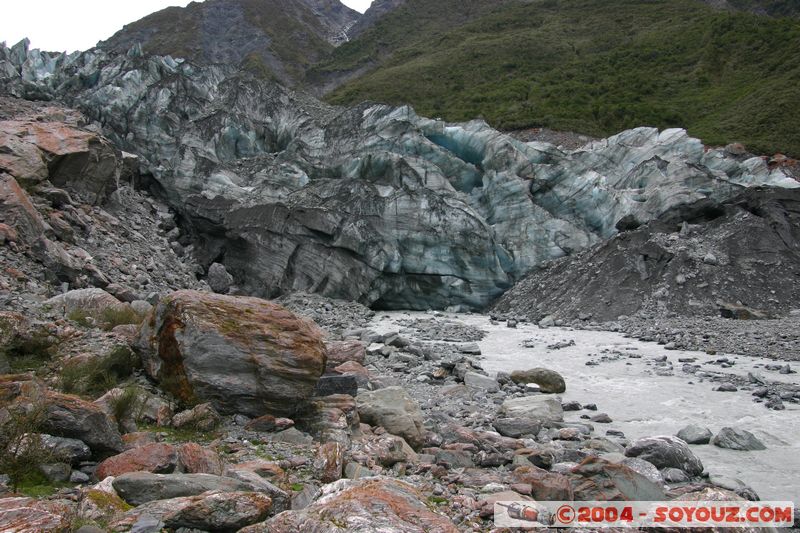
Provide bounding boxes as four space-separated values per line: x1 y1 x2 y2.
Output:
111 491 272 532
45 288 129 320
244 478 458 532
136 290 327 417
513 466 574 501
325 340 366 368
313 442 344 483
500 395 564 422
0 119 119 203
676 424 713 445
570 457 667 501
492 418 542 439
171 403 221 432
206 262 233 294
313 374 358 397
712 427 767 451
624 436 704 476
0 173 51 244
112 472 257 506
463 371 499 392
300 394 361 446
39 434 92 465
509 368 566 393
39 390 123 455
356 387 425 449
0 497 74 533
95 442 178 479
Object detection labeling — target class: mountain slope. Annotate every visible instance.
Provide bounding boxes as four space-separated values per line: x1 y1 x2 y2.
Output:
99 0 359 85
324 0 800 156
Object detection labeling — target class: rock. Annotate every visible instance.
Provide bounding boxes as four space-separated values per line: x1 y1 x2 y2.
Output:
571 457 667 501
246 478 458 532
325 340 366 368
463 371 499 392
0 497 73 532
39 434 92 465
357 387 425 449
435 449 475 468
176 443 224 475
112 472 256 506
246 415 295 433
513 466 574 501
624 436 704 476
333 361 372 387
70 471 90 483
492 418 542 439
171 403 221 432
676 424 713 445
313 442 345 483
96 442 178 479
500 395 564 422
709 474 760 501
38 462 71 483
38 390 123 455
661 467 690 483
206 262 234 294
591 413 613 423
301 394 360 446
718 302 768 320
223 469 290 513
621 457 664 486
712 427 767 451
716 382 738 392
45 288 129 320
269 427 314 445
112 491 272 532
136 290 327 417
313 374 358 397
0 173 51 244
509 368 566 393
0 118 119 203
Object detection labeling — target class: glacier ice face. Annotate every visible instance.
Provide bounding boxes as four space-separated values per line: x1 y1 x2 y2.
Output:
1 40 796 309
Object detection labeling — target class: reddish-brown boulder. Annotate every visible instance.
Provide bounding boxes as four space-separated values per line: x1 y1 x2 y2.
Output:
313 441 345 483
177 442 224 475
0 497 74 533
96 442 178 479
136 290 327 417
325 340 366 368
0 173 51 244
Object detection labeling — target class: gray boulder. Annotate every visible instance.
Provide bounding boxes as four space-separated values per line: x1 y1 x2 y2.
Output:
39 434 92 465
712 427 766 451
463 372 499 392
509 368 566 393
500 395 564 422
676 424 713 445
207 263 233 294
112 472 256 506
356 387 425 449
625 436 704 476
492 418 542 439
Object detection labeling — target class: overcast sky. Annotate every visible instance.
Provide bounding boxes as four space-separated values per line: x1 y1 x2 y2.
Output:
0 0 374 53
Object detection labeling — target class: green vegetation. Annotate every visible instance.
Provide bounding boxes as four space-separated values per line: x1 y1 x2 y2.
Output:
0 400 61 493
67 306 144 331
59 346 141 398
324 0 800 155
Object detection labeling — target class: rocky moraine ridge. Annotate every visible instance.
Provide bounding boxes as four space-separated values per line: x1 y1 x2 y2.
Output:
0 36 799 533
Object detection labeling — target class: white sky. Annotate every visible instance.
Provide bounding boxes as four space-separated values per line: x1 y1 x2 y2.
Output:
0 0 374 54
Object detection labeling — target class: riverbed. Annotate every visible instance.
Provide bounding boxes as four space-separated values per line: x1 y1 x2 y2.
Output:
374 312 800 504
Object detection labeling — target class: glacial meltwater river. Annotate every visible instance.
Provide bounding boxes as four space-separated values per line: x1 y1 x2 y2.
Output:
377 312 800 505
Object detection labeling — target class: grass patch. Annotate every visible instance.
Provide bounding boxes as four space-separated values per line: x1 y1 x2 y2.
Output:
1 330 57 373
0 400 62 493
67 306 145 331
323 0 800 156
59 346 141 398
290 482 305 492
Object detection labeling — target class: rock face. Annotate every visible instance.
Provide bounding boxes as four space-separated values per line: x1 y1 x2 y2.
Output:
39 390 124 455
625 436 704 476
2 41 796 311
112 472 257 506
356 387 425 449
136 290 327 417
250 477 458 532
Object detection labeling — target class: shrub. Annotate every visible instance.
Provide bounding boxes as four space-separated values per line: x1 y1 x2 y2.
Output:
109 386 145 425
67 307 145 331
0 400 61 492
